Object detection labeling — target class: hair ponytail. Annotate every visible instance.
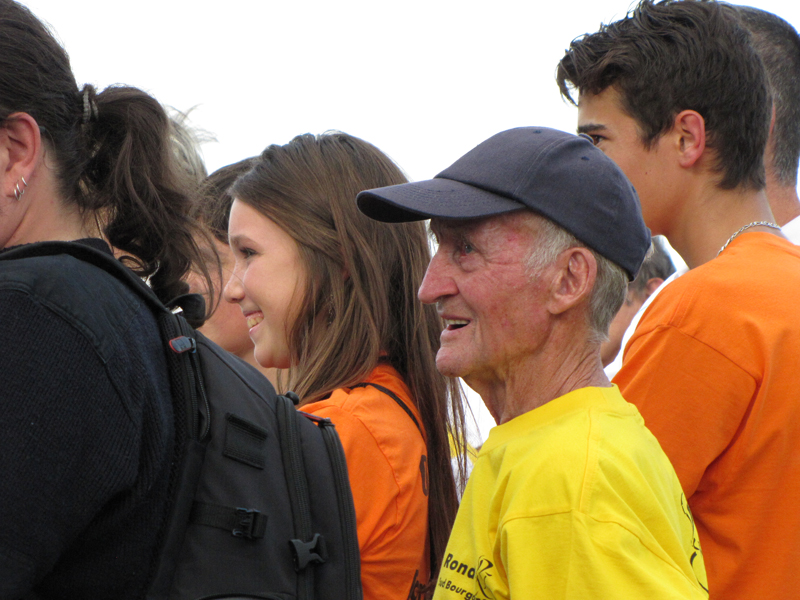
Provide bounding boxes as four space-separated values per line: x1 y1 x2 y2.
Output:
82 85 207 302
0 0 212 306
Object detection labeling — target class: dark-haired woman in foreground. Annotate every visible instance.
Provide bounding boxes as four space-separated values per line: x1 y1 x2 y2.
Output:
0 0 211 596
224 132 466 599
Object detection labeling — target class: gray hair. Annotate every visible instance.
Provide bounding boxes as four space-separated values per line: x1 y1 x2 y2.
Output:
167 107 215 185
525 214 628 343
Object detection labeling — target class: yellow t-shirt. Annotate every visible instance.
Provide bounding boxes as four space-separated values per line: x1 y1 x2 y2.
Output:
433 386 708 600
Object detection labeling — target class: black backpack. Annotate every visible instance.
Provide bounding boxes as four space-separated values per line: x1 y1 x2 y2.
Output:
2 241 362 600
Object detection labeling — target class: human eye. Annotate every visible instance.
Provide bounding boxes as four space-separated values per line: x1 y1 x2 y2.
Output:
457 235 476 257
231 242 256 260
579 131 605 146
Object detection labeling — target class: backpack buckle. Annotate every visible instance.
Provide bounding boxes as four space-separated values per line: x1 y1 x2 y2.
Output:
169 335 196 354
232 507 267 540
290 533 328 570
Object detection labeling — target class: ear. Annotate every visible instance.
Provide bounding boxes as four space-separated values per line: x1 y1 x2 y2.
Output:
644 277 664 296
547 247 597 316
0 112 42 199
673 110 706 169
769 102 777 138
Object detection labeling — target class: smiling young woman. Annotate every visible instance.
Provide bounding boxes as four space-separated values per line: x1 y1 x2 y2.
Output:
186 157 283 387
223 131 467 599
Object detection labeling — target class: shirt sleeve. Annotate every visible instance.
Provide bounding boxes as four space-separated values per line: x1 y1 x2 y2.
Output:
501 512 707 599
614 324 755 497
0 290 139 595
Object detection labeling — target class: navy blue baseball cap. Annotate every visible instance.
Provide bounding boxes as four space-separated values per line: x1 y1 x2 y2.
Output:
357 127 651 280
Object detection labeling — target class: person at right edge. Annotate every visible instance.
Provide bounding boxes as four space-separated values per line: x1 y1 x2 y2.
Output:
558 1 800 598
737 5 800 243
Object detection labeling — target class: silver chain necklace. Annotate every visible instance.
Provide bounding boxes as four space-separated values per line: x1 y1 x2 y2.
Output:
717 221 780 256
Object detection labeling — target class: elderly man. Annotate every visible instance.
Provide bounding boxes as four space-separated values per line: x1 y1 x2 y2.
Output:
357 127 708 599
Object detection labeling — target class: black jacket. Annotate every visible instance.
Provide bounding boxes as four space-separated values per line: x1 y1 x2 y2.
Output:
0 239 173 600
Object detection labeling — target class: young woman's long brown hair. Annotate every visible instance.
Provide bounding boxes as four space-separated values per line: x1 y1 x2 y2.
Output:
231 131 467 581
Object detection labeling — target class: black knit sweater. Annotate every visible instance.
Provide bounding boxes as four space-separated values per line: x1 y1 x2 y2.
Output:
0 240 174 599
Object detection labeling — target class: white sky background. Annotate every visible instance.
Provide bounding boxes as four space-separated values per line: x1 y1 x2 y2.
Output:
20 0 800 442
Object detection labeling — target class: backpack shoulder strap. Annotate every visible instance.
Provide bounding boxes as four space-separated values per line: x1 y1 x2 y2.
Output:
351 380 434 596
1 240 209 441
350 382 423 438
0 240 167 312
301 411 362 599
276 394 322 600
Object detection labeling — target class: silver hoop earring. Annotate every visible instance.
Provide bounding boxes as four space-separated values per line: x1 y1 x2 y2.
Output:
13 176 28 201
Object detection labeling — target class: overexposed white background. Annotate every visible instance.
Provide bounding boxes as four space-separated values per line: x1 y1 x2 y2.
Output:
20 0 800 442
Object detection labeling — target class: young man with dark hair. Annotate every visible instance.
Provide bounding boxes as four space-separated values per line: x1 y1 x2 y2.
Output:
737 5 800 241
557 1 800 598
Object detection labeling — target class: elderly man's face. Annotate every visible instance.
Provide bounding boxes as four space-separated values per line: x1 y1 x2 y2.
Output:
419 212 554 385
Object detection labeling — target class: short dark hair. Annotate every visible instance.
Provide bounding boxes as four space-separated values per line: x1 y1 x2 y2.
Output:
557 0 770 191
630 236 675 296
736 6 800 187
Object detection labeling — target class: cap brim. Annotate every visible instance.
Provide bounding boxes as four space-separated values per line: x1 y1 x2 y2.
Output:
357 177 525 223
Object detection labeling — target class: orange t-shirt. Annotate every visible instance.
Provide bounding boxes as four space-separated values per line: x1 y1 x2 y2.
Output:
306 364 429 600
615 233 800 599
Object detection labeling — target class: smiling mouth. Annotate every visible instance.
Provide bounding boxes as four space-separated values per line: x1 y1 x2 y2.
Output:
444 319 469 330
246 315 264 328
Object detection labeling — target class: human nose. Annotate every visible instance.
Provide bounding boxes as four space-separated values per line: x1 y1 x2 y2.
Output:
418 249 456 305
223 260 244 304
